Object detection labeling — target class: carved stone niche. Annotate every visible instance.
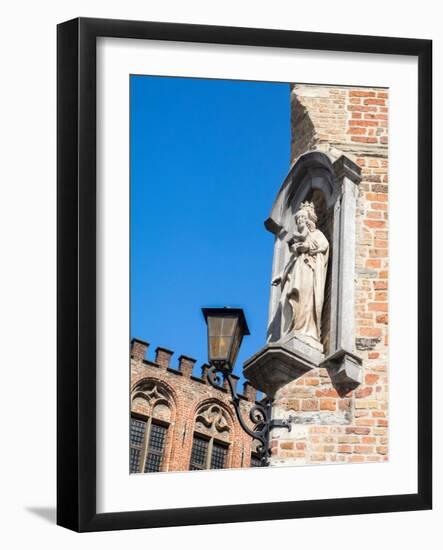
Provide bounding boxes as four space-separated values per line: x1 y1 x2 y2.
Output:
243 151 363 396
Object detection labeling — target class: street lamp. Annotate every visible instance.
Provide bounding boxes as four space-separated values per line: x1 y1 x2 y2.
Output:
202 307 292 467
202 307 249 373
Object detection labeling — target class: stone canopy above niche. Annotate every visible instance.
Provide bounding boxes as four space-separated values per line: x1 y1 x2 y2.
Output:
264 151 338 237
244 150 363 397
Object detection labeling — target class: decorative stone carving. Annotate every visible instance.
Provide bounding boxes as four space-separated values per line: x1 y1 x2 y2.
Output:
194 403 231 441
195 403 230 434
243 151 363 396
131 380 172 416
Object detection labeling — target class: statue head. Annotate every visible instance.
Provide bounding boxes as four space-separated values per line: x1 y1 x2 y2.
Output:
295 201 317 231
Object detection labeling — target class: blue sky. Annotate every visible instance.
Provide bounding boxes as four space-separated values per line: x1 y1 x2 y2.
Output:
130 75 290 386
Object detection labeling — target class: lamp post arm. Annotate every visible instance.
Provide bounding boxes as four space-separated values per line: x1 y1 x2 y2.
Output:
206 363 292 466
224 371 270 441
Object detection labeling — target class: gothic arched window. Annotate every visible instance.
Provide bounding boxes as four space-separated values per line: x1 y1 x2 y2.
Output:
189 402 232 471
130 380 173 474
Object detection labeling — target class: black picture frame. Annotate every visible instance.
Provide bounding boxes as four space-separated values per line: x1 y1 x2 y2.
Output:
57 17 432 532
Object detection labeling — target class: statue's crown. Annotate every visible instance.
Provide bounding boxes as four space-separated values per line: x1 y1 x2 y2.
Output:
298 201 317 223
300 200 314 210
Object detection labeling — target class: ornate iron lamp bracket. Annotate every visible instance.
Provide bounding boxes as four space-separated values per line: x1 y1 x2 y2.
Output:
206 363 292 467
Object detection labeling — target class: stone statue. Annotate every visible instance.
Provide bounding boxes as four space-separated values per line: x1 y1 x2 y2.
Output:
272 201 329 345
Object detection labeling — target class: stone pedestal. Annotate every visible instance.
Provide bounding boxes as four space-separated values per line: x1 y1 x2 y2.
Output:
243 335 323 396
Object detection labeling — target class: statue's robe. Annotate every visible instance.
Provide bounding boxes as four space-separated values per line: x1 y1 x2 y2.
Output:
280 229 329 342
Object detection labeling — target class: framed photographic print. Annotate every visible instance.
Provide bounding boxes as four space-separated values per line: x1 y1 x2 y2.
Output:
57 17 432 532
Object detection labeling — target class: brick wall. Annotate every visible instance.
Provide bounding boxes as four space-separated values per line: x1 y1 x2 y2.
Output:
271 84 389 466
130 339 257 472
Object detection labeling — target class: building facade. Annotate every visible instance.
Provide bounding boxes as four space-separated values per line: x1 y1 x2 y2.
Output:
130 338 259 474
267 84 389 466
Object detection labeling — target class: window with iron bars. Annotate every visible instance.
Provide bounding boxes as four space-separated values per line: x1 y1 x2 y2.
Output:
130 415 168 473
189 433 228 470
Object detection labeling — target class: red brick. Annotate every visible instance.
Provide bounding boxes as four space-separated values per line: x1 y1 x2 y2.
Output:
320 399 337 411
356 386 373 398
301 399 319 411
310 426 329 434
346 427 371 435
311 453 326 461
348 455 365 463
315 388 339 398
364 220 387 229
359 327 382 337
366 259 381 268
376 313 388 324
283 399 300 411
364 98 386 105
366 192 388 202
349 119 378 127
369 248 388 257
347 105 377 112
348 126 367 135
367 210 382 219
374 239 388 248
356 418 376 426
368 302 388 312
354 445 374 454
371 202 388 211
351 136 378 144
350 90 376 97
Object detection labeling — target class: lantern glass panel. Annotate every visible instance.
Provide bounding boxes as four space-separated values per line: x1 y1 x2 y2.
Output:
228 323 243 367
207 315 238 363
